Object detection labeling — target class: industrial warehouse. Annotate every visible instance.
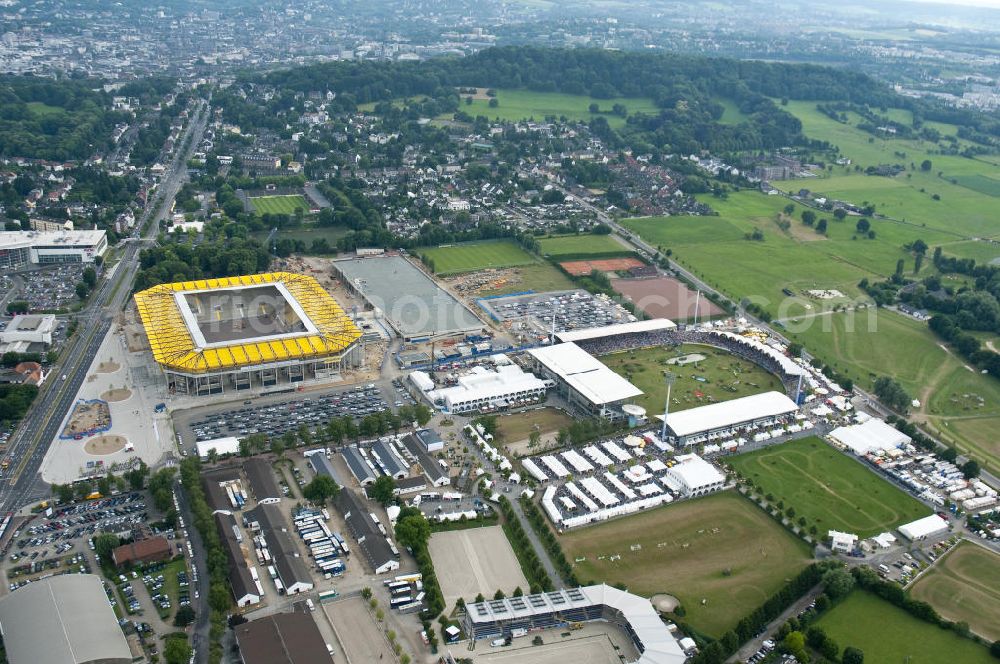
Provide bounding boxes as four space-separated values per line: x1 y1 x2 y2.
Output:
134 272 363 396
463 584 689 663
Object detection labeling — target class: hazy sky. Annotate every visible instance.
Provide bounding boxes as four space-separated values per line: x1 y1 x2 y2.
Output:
917 0 1000 8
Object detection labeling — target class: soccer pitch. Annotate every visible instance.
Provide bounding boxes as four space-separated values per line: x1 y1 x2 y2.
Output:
250 195 310 215
727 436 931 537
420 240 536 275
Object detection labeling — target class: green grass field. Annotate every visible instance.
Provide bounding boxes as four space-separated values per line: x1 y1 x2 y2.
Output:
537 234 631 257
786 308 1000 473
909 541 1000 642
250 225 348 251
622 190 955 313
464 89 660 128
714 97 751 125
27 101 65 118
727 436 930 537
780 100 1000 240
622 187 1000 473
560 491 812 638
250 195 311 216
420 240 537 275
817 591 995 664
600 344 784 416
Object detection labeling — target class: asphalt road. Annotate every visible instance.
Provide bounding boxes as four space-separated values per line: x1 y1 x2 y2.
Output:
0 99 210 515
174 477 212 663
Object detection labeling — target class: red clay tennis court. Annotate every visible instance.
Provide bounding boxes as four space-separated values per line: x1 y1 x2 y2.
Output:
559 257 645 276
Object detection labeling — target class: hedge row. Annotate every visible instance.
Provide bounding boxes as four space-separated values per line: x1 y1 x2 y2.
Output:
497 497 553 593
688 563 827 664
518 495 579 586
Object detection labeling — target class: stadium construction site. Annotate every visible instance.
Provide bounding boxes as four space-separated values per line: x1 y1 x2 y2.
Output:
134 272 363 396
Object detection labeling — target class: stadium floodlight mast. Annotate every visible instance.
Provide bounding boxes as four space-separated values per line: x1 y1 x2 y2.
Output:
660 371 676 442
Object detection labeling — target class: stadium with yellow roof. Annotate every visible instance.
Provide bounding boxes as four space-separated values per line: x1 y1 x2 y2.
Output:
134 272 362 396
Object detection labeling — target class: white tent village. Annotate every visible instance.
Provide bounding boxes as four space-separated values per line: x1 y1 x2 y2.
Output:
829 418 911 456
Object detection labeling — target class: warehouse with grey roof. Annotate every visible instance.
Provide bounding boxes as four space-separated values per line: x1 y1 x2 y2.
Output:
336 489 400 575
246 503 314 594
0 574 132 664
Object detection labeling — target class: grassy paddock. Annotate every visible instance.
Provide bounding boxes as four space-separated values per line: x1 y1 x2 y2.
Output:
600 344 784 416
727 436 931 537
537 234 630 258
908 541 1000 642
817 590 995 664
420 240 536 275
464 89 660 128
560 491 812 638
250 195 311 216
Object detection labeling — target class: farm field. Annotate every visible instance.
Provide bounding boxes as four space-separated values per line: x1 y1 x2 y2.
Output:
622 191 956 314
249 194 311 216
464 89 660 128
817 591 995 664
780 100 1000 240
420 240 536 275
495 407 573 443
726 436 931 537
600 344 783 416
786 308 1000 473
560 491 812 638
909 541 1000 642
537 234 631 258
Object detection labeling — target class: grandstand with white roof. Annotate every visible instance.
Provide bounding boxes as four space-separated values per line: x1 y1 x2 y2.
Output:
527 342 645 421
463 584 689 663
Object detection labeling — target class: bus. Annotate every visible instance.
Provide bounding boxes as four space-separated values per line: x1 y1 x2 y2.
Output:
391 586 412 598
385 580 409 591
390 595 413 609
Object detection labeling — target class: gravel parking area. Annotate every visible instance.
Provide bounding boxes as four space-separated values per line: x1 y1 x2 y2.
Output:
324 595 394 663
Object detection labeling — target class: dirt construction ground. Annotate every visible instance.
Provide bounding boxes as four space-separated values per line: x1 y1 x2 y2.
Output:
324 595 394 663
428 526 528 609
61 400 110 437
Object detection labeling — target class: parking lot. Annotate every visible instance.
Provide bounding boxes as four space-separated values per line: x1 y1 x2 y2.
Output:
181 385 391 443
477 288 633 338
3 492 173 596
4 265 88 312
